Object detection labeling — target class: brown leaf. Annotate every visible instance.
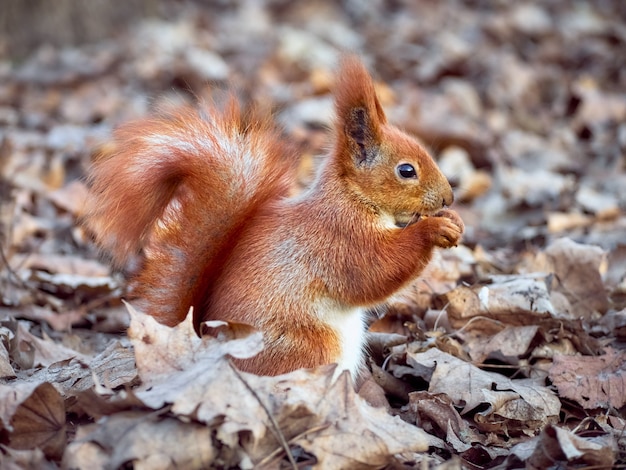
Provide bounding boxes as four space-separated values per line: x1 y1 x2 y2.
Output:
62 411 216 470
126 302 263 387
549 347 626 409
16 322 90 367
70 340 137 393
0 382 66 459
407 348 560 436
526 424 616 469
289 371 435 469
439 274 556 329
10 253 110 277
46 180 89 216
468 325 542 364
521 237 609 319
0 326 16 378
409 391 481 453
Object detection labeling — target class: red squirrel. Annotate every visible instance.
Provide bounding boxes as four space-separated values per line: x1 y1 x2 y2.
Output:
83 56 464 379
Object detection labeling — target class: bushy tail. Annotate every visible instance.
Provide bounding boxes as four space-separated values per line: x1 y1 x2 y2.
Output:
83 98 295 325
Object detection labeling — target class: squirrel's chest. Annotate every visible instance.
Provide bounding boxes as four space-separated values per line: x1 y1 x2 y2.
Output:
314 300 367 379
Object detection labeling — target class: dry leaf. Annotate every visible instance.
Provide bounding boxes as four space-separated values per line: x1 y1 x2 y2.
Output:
526 424 616 469
0 326 16 378
407 348 560 436
16 322 90 367
9 254 110 277
126 303 263 386
547 211 594 233
0 382 66 459
409 391 482 453
286 370 436 469
14 340 135 401
46 180 89 216
70 340 137 393
468 325 541 364
521 238 609 319
440 274 556 329
0 446 56 470
63 411 216 470
549 347 626 409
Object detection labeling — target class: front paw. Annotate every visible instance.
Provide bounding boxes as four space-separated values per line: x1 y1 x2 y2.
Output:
426 209 464 248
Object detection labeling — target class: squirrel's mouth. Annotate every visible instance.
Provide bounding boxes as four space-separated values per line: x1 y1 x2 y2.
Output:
395 207 444 228
395 212 422 228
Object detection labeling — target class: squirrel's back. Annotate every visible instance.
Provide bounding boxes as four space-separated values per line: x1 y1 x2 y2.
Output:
83 98 295 325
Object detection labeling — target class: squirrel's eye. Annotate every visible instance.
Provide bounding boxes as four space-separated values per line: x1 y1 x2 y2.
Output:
397 163 417 179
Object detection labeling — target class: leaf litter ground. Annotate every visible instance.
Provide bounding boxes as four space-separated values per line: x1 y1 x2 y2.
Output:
1 1 626 468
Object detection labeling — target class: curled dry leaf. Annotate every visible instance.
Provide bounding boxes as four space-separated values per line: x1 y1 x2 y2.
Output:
525 424 616 469
520 237 609 319
409 391 482 453
63 411 216 470
439 274 556 329
16 322 90 367
468 325 541 364
282 370 437 469
10 253 111 277
0 326 16 378
16 340 136 402
407 348 560 436
70 340 137 393
0 382 66 460
549 347 626 410
126 302 264 386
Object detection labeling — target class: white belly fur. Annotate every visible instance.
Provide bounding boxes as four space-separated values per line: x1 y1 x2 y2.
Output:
315 299 367 379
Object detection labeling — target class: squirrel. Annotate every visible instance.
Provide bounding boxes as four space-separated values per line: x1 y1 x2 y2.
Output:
83 55 464 379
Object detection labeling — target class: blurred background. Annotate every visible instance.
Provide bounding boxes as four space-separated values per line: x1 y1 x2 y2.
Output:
1 0 625 314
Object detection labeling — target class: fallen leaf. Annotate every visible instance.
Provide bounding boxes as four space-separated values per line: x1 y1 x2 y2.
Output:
70 340 137 393
62 411 216 470
15 322 89 367
0 446 56 470
0 326 16 378
126 303 263 386
439 274 556 329
0 382 66 459
10 253 111 278
409 391 482 452
526 424 616 469
288 371 436 469
469 325 542 364
549 347 626 409
407 348 560 436
547 211 594 233
46 180 89 216
521 237 609 319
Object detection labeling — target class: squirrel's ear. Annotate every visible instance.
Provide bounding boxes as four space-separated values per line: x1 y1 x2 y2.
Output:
334 55 387 166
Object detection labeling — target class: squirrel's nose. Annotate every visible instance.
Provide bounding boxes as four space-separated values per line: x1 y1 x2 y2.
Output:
443 186 454 207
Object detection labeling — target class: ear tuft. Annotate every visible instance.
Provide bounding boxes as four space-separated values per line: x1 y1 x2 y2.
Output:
334 55 387 166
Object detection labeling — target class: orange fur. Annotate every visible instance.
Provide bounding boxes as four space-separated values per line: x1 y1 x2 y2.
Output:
83 55 464 379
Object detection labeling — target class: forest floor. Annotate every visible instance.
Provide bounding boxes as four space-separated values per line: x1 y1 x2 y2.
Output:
1 1 626 468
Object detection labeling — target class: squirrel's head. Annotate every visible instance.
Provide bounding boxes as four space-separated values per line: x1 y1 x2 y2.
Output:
332 55 454 227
